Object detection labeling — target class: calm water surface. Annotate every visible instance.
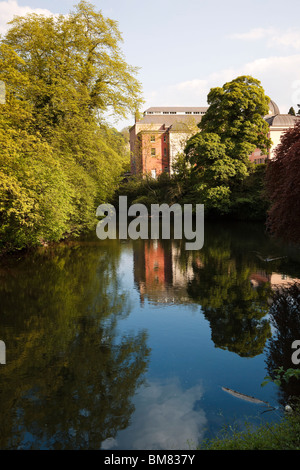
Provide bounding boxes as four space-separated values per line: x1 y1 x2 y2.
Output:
1 221 300 450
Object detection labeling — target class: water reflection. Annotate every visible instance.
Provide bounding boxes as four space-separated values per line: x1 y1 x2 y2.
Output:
133 239 195 306
265 283 300 407
1 222 300 449
103 378 207 450
132 222 300 358
0 240 150 449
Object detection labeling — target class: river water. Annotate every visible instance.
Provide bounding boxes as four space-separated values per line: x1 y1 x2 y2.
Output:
0 221 300 450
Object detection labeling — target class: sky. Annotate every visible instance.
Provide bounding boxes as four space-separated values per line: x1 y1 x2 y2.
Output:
1 0 300 130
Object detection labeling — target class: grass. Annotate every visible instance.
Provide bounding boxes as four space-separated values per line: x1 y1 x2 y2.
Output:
198 407 300 450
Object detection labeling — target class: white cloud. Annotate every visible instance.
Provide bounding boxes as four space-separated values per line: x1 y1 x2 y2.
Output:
273 30 300 49
141 54 300 117
101 378 207 450
239 55 300 112
230 27 300 50
231 27 275 42
114 51 300 130
0 0 55 35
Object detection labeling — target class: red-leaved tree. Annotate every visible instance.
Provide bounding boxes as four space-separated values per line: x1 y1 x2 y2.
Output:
266 120 300 244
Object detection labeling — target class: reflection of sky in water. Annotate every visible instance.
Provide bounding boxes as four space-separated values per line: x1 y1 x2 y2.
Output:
102 378 207 450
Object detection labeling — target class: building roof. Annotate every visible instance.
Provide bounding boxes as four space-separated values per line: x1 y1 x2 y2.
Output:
135 114 203 127
268 100 280 115
264 114 300 127
144 106 208 114
133 100 292 130
145 103 278 115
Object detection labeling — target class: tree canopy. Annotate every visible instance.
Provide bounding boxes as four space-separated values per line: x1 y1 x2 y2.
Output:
199 75 272 161
182 75 271 216
2 1 142 125
0 1 143 252
184 132 243 213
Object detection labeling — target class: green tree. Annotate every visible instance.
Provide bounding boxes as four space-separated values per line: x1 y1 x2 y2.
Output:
199 75 272 162
184 132 248 213
0 60 76 249
230 164 270 221
0 1 143 251
2 1 143 130
183 76 271 216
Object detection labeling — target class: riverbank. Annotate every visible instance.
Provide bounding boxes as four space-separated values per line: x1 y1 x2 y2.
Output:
200 406 300 450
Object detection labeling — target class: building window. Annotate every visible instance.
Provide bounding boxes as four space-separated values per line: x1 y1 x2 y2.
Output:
151 135 155 142
151 169 156 179
151 148 156 156
185 112 192 114
164 148 167 156
164 135 166 142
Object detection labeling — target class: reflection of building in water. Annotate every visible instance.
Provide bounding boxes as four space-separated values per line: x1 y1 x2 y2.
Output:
250 270 300 289
145 239 173 289
133 240 197 305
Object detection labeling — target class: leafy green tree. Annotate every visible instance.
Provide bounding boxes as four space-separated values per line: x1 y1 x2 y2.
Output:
199 75 272 162
2 1 142 130
230 164 270 221
184 132 248 213
0 66 76 249
182 76 271 216
0 1 142 251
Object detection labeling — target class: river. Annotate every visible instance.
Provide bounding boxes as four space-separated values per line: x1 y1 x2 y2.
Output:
0 220 300 449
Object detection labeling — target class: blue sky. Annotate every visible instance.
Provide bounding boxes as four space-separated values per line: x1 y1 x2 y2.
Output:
1 0 300 129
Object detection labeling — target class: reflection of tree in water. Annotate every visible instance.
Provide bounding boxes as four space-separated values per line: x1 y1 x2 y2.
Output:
186 223 274 357
265 283 300 408
0 240 150 449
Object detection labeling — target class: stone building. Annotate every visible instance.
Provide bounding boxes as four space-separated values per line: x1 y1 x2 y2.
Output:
129 107 207 177
249 100 300 163
130 101 300 176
